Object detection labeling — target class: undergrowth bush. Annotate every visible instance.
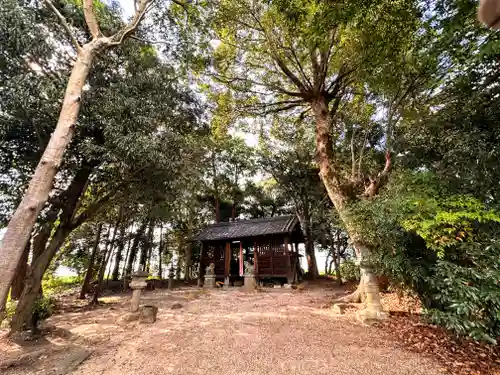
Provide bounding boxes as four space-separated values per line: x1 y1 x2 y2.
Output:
42 275 81 294
353 171 500 343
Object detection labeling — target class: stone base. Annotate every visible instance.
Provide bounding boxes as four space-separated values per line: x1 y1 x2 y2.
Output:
331 303 347 315
140 305 158 324
204 276 216 288
223 277 230 289
242 276 255 292
356 305 389 323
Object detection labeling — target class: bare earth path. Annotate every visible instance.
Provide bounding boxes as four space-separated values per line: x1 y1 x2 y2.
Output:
1 285 443 375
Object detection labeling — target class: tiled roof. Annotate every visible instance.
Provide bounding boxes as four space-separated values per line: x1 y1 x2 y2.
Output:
193 215 299 241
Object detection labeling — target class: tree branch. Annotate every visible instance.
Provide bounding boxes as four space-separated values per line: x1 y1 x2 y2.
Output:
44 0 81 51
83 0 102 39
108 0 156 46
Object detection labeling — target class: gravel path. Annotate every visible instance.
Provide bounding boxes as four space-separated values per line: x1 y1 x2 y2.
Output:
62 287 443 375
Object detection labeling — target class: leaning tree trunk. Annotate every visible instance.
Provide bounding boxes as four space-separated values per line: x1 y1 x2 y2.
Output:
0 47 96 312
79 223 103 299
10 240 31 301
10 226 72 332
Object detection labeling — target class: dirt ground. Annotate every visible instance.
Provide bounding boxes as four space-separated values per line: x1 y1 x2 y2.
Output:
0 283 449 375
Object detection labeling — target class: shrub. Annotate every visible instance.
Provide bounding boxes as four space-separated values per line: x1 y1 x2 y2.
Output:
425 242 500 344
340 260 360 282
353 171 500 343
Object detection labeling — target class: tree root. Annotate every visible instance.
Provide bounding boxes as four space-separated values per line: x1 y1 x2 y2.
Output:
334 289 363 304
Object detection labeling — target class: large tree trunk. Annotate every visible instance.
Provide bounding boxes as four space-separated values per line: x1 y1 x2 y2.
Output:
304 237 318 278
312 98 384 318
10 240 31 300
0 47 96 311
79 223 103 299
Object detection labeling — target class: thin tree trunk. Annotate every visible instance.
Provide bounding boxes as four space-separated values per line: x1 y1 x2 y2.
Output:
140 219 154 272
111 225 126 281
104 208 122 280
158 225 163 279
92 229 115 304
324 253 330 276
126 221 147 276
215 197 221 223
122 229 133 287
0 47 96 311
184 218 193 280
11 240 31 300
79 223 103 299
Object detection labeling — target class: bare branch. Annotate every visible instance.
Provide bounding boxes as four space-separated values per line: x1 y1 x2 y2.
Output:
129 35 169 45
83 0 102 38
108 0 156 46
44 0 81 51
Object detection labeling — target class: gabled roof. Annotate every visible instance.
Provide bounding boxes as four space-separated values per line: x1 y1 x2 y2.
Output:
193 215 300 241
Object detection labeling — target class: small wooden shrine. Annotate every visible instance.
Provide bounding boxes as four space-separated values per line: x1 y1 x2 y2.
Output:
194 215 304 285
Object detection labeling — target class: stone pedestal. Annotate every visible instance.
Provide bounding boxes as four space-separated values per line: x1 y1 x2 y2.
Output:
242 261 255 292
204 275 216 288
242 275 255 292
140 305 158 324
129 271 148 312
356 271 388 323
204 263 216 288
223 276 230 289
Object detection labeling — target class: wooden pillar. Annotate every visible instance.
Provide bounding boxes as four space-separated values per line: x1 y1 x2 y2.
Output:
254 239 258 275
224 241 231 287
197 242 204 287
285 236 292 284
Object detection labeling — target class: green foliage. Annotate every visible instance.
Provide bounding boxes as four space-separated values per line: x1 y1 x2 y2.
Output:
426 242 500 344
5 300 17 320
357 171 500 343
42 275 81 295
33 295 57 322
340 260 360 282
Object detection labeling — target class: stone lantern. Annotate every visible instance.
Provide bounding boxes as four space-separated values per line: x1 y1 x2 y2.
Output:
168 265 175 290
129 271 149 313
